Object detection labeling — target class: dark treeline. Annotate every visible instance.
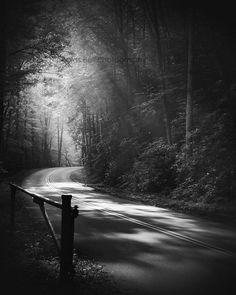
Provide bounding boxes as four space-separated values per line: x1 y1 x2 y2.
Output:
69 0 236 203
0 0 236 204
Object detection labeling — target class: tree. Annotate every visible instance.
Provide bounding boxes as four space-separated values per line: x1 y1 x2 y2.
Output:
57 118 64 167
185 7 193 149
0 0 6 154
143 0 172 144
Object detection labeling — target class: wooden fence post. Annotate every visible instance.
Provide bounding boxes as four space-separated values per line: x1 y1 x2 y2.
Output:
60 195 78 281
10 185 16 231
35 199 61 255
8 184 79 280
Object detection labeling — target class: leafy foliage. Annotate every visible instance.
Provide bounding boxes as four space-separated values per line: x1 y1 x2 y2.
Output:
1 0 236 208
173 108 236 202
130 139 177 193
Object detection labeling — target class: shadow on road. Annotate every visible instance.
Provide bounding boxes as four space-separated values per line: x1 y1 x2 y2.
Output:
23 173 236 295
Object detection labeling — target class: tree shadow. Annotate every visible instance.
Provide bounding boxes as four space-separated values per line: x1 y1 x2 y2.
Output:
23 178 236 295
44 204 236 295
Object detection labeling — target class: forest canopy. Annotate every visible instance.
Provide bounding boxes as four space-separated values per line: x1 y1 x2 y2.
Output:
0 0 235 205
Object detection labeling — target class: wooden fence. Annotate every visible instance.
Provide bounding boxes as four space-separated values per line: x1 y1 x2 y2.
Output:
9 183 79 281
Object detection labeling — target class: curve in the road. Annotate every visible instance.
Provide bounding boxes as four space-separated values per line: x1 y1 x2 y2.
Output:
44 168 235 257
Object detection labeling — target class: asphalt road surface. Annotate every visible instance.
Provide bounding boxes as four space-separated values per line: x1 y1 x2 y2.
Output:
21 167 236 295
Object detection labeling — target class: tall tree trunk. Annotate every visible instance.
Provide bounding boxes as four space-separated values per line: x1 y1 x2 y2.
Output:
5 109 12 151
57 118 64 167
145 0 172 144
41 116 50 167
152 0 172 144
91 113 96 144
23 107 28 167
0 0 6 154
31 124 35 167
15 93 20 142
82 100 89 165
186 8 193 149
113 0 132 110
142 13 146 68
87 113 92 167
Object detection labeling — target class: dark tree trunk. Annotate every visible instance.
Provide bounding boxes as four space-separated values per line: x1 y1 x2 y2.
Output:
0 0 6 154
149 0 172 144
186 8 194 149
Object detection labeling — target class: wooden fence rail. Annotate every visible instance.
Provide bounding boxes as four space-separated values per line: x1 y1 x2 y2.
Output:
9 183 79 282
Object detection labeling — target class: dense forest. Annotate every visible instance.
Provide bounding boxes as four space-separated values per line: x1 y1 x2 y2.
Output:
0 0 236 205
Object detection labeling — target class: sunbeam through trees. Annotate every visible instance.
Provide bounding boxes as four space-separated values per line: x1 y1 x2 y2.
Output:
1 1 236 295
0 0 236 204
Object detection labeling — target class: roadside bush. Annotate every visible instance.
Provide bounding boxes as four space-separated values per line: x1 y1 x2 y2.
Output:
104 137 140 186
88 140 111 182
130 139 177 193
172 110 236 202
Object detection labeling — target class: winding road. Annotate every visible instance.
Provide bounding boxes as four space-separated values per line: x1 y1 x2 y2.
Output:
21 167 236 295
